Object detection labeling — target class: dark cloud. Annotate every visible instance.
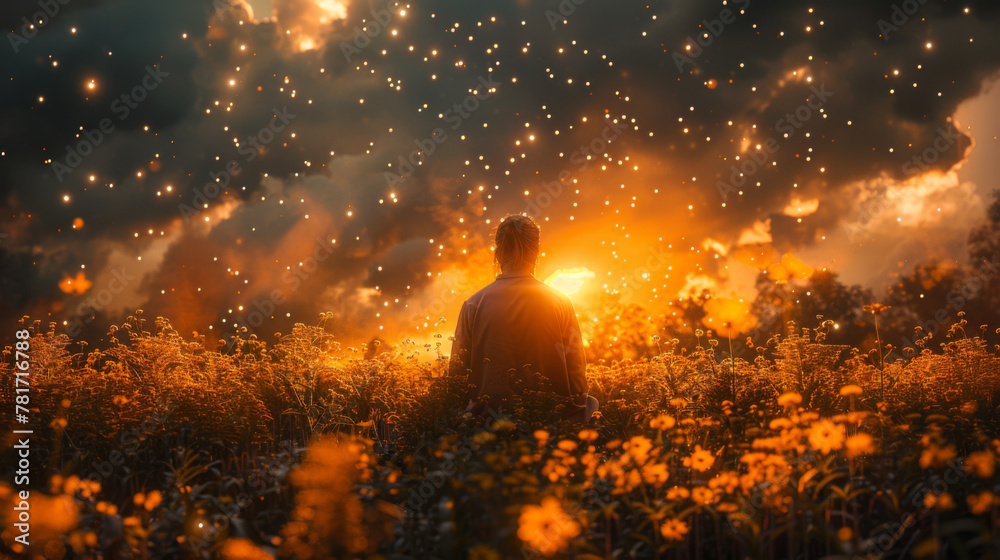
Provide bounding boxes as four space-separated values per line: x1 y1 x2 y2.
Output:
2 0 999 344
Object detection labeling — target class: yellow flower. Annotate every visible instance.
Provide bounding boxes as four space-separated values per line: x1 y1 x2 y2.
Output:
62 475 81 495
625 436 653 464
577 429 599 442
708 471 740 494
650 414 677 430
808 419 845 455
666 486 690 500
924 492 955 511
683 445 715 472
640 462 670 486
769 418 794 430
144 490 162 511
624 468 642 491
543 458 571 483
557 440 578 452
221 538 273 560
517 496 581 557
659 518 689 541
778 392 802 407
965 451 995 479
919 444 957 469
468 544 501 560
798 412 820 424
491 418 516 432
839 385 863 397
967 490 997 515
691 486 716 505
472 431 496 446
845 433 875 459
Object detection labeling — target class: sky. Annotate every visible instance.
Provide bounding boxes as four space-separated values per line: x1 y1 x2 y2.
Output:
2 0 999 346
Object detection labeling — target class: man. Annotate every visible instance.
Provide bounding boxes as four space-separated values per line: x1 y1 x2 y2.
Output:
450 214 599 422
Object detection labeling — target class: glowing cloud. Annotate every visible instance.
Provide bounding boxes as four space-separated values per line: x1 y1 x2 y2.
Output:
783 197 820 218
544 267 596 296
767 253 814 283
738 219 773 246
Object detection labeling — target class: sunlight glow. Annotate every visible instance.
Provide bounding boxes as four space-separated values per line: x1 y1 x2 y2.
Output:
544 267 596 296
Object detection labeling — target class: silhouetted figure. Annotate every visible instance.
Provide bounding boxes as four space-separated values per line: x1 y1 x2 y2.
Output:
450 214 599 422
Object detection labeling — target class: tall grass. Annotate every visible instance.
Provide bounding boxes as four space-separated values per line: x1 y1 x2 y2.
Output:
1 313 999 559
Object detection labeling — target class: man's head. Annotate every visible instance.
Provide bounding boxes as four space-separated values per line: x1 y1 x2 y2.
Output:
494 214 540 274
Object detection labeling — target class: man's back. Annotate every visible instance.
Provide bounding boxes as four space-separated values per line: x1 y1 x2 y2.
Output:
451 273 588 413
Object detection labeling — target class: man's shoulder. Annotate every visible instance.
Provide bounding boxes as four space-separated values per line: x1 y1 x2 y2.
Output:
534 279 574 308
475 276 573 307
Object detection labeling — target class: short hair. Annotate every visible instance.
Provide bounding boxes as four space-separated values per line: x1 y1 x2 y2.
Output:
494 214 540 271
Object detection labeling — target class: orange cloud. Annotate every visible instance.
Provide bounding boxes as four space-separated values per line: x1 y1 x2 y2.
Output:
767 253 813 283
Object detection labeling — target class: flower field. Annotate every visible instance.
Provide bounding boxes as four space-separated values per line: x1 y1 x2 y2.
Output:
3 313 1000 559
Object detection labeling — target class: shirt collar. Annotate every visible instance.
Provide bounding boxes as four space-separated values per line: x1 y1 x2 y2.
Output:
496 273 534 280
